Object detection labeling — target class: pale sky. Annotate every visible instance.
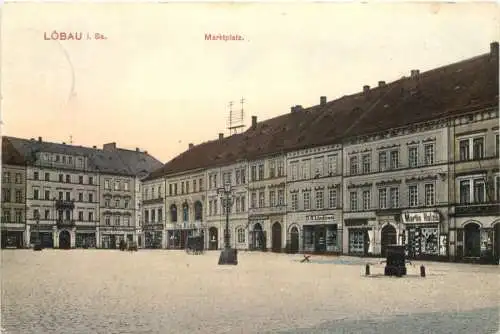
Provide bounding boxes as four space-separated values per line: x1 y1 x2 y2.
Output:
2 3 499 163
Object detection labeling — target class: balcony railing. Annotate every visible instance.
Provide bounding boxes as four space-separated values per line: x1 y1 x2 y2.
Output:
55 200 75 210
454 202 500 216
57 219 75 229
142 197 164 205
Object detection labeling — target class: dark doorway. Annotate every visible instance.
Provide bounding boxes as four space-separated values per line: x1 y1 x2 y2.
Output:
464 223 481 257
381 224 397 257
272 222 282 252
59 230 71 249
250 223 266 251
110 235 117 249
209 227 218 250
289 226 299 253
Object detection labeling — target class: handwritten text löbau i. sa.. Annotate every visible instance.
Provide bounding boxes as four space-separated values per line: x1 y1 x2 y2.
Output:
44 31 107 41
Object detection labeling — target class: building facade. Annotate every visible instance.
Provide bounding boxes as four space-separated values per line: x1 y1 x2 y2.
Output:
1 164 26 248
206 162 249 250
247 154 287 251
448 108 500 263
343 122 450 259
286 144 343 254
165 169 206 249
25 150 100 249
141 177 166 248
98 173 137 249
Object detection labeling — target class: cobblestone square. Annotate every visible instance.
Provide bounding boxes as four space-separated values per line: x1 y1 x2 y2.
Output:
1 250 498 333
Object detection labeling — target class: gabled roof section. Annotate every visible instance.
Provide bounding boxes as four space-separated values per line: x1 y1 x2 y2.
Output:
151 44 500 178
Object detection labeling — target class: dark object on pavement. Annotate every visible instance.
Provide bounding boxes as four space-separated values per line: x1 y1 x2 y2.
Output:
384 245 407 277
218 247 237 265
420 264 426 277
365 263 370 276
301 254 311 263
186 236 204 255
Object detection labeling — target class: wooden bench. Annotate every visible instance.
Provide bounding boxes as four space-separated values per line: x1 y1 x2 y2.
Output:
300 254 311 263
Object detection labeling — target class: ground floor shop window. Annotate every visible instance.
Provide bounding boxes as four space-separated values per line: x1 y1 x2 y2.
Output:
1 231 24 248
406 226 439 258
348 229 368 255
76 233 96 248
304 224 340 253
31 232 53 248
145 231 162 248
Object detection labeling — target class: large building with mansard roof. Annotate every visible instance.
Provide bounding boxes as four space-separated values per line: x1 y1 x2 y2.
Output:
1 136 162 249
144 42 498 263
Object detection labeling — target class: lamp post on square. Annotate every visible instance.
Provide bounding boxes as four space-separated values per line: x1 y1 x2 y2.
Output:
217 182 238 265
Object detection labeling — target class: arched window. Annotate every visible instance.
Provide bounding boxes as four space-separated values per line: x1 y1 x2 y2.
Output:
170 204 177 222
182 202 189 222
237 227 245 243
194 201 203 221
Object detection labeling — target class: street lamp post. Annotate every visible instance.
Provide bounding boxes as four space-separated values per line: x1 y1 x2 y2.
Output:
217 183 238 265
33 211 42 251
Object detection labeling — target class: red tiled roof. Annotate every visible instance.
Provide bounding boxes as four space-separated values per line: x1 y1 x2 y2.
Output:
150 46 499 179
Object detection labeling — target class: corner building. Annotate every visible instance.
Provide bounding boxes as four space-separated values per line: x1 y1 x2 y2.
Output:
2 137 162 249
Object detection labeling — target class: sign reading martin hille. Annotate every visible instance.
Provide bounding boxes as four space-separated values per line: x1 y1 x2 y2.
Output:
402 212 440 224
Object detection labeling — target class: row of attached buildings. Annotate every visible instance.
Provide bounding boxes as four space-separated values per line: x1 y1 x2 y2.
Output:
2 42 499 263
140 42 500 263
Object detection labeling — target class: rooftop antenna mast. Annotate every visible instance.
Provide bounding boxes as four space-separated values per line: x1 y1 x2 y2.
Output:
227 97 245 135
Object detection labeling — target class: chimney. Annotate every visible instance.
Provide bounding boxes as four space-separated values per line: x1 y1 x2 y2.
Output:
135 147 140 152
219 133 224 140
320 96 327 106
62 142 66 145
144 151 148 154
38 137 42 142
410 69 420 78
378 81 386 87
491 41 499 57
290 106 296 113
295 105 303 111
189 143 194 150
93 146 97 149
363 85 370 94
251 116 257 129
103 142 117 151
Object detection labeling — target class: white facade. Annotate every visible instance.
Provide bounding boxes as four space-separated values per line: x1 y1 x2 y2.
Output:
342 122 449 257
25 152 99 249
247 154 287 251
98 174 137 248
205 161 248 250
141 177 166 248
165 169 206 249
286 144 343 253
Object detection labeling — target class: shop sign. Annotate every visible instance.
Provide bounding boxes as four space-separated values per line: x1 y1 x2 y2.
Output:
306 214 335 221
402 211 440 224
344 219 368 226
